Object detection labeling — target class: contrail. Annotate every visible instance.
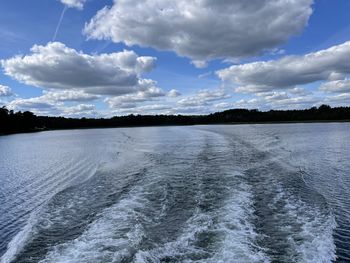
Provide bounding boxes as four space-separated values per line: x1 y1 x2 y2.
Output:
52 6 68 42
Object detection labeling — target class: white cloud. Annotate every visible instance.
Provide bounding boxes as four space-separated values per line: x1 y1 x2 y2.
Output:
320 79 350 93
191 60 208 69
167 89 181 98
109 88 231 115
177 89 230 107
218 41 350 93
214 102 233 111
63 104 96 117
0 85 13 97
1 42 157 96
8 97 59 114
8 90 97 109
234 91 320 110
112 104 172 115
326 93 350 102
60 0 86 10
6 89 100 115
173 105 211 115
326 93 350 106
84 0 312 63
42 90 100 102
264 91 290 102
7 94 98 117
105 79 165 108
289 87 309 95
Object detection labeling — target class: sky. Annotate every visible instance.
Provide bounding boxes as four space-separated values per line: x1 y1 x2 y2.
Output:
0 0 350 117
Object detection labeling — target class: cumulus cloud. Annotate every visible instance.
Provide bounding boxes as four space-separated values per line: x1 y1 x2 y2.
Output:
109 88 231 115
235 92 320 110
167 89 181 98
191 60 208 69
177 89 230 107
213 102 233 111
8 94 98 117
264 91 290 102
218 41 350 93
325 93 350 104
289 87 310 95
84 0 312 63
105 79 165 108
6 88 101 116
63 104 96 117
0 85 13 97
320 79 350 93
8 97 59 114
60 0 86 10
41 90 99 102
1 42 157 96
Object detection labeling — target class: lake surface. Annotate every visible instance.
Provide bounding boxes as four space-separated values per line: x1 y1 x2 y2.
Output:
0 124 349 263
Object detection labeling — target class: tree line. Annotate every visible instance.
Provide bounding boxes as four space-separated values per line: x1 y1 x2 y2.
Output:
1 105 350 135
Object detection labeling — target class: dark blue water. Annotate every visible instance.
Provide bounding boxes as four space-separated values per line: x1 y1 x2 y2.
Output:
0 124 349 262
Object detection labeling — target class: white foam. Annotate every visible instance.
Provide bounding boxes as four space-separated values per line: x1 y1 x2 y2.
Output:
206 182 270 263
39 186 148 263
0 208 39 263
268 184 337 263
284 198 337 263
134 181 270 263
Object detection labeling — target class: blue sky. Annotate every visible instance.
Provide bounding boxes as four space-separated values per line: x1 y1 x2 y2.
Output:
0 0 350 117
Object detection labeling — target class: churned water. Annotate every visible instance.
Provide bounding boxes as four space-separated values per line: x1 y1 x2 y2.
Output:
0 124 349 262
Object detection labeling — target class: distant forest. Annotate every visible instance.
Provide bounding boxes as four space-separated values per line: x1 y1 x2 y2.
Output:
1 105 350 135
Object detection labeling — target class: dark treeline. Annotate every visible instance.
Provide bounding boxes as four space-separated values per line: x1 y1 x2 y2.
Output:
1 104 350 135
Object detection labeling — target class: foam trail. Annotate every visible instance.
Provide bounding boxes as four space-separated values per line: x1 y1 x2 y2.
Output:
134 180 270 263
285 198 337 262
0 208 40 263
38 186 147 263
52 6 67 41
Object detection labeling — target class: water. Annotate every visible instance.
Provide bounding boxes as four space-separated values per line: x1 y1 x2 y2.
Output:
0 124 349 263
